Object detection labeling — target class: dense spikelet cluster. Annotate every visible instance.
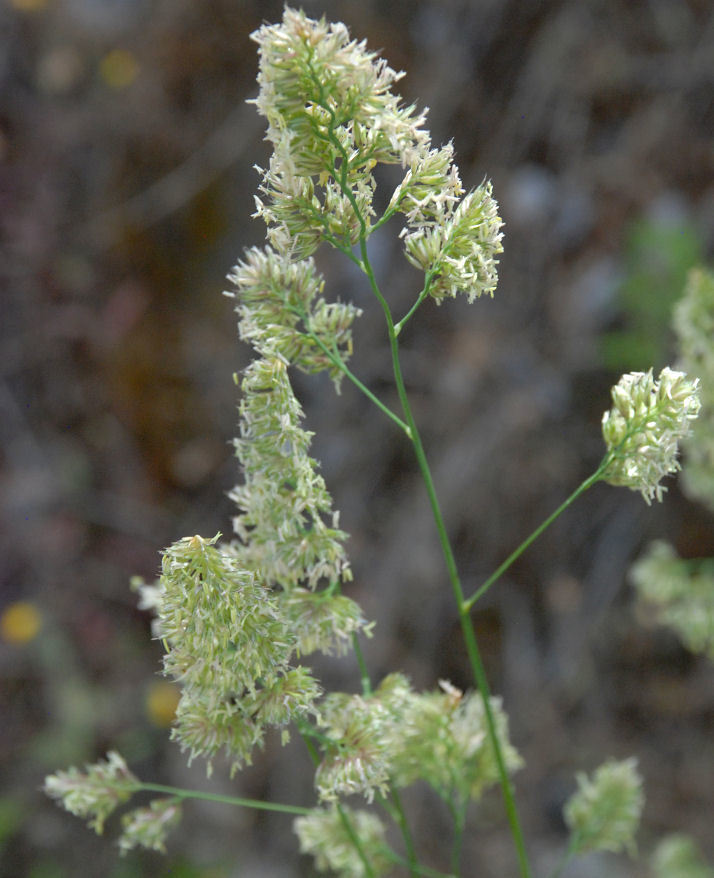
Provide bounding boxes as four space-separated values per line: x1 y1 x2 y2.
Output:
153 535 321 774
630 541 714 659
294 806 391 878
673 267 714 510
118 799 182 856
251 7 429 175
44 752 183 855
249 7 503 306
651 834 714 878
44 752 136 835
601 367 701 503
313 674 521 806
564 758 643 856
228 247 361 389
399 178 504 303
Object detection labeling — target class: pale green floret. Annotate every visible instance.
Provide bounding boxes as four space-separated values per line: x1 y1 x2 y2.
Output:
158 535 293 694
673 267 714 511
156 534 322 776
251 8 429 174
279 588 372 656
315 691 394 802
630 540 714 659
172 692 264 777
388 142 463 225
228 246 361 390
651 834 714 878
601 367 701 503
313 675 521 807
118 799 182 856
44 752 136 835
384 680 522 804
230 358 353 592
564 758 643 856
402 181 504 303
294 806 391 878
254 142 377 256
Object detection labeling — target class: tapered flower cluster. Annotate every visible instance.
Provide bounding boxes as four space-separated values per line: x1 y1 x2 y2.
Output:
154 535 322 774
564 758 643 856
228 246 361 390
601 367 701 503
312 674 521 807
118 798 182 855
251 7 429 175
673 267 714 510
44 752 136 835
651 834 714 878
294 806 391 878
249 7 503 307
630 541 714 659
45 752 183 855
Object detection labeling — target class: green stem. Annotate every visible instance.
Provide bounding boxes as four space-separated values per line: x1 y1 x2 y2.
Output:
127 782 311 816
463 461 610 612
300 730 376 878
353 231 532 878
316 87 531 876
387 786 419 877
546 838 578 878
352 631 373 697
394 271 436 336
308 331 411 436
448 798 466 875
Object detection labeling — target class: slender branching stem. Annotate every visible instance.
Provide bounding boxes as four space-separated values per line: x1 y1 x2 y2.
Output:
351 631 373 697
124 782 311 816
463 462 610 611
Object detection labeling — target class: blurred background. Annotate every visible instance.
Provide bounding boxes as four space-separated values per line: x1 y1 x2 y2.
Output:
2 0 713 876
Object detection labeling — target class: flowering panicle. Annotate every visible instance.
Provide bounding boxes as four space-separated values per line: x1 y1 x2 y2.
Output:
44 752 137 835
630 541 714 659
228 246 361 390
315 691 394 802
118 798 182 856
401 181 504 303
601 367 701 503
382 678 522 804
230 358 351 591
387 141 503 304
154 534 320 774
387 143 463 226
651 834 714 878
563 758 643 856
673 267 714 510
312 674 521 807
251 8 429 174
281 587 372 656
254 149 377 257
294 806 391 878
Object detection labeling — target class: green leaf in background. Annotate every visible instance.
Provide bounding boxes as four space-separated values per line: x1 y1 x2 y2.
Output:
602 217 703 371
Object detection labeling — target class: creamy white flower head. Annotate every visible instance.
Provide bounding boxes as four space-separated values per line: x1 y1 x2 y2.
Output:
564 758 643 856
251 7 429 174
401 180 504 303
295 806 390 878
601 367 701 503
